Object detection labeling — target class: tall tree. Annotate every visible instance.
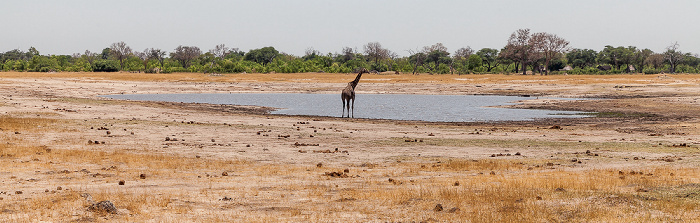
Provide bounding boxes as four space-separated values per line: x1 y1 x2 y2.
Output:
28 47 40 56
244 46 278 65
210 44 232 59
498 45 520 73
646 53 665 69
531 32 569 75
363 42 389 65
134 49 150 71
453 47 474 74
338 47 356 63
566 49 597 69
407 49 425 75
454 47 474 60
109 41 132 70
597 45 625 70
83 50 97 66
504 28 533 75
635 48 653 73
664 42 684 73
148 48 166 68
422 43 451 73
476 48 499 72
171 46 202 68
208 44 233 69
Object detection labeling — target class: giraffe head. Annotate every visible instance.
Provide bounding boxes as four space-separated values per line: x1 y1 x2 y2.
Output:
359 68 369 74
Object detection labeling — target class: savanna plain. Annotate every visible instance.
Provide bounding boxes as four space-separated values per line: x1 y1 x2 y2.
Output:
0 72 699 222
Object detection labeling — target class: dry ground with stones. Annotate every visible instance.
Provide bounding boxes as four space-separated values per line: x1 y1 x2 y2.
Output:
1 72 699 222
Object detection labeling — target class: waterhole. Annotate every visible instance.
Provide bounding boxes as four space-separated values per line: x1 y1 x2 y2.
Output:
103 93 589 122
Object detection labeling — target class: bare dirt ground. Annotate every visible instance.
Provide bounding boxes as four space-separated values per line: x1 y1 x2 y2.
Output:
1 72 698 222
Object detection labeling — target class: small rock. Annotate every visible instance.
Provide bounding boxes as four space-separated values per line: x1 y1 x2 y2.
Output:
222 171 229 176
453 181 460 186
15 191 22 194
88 200 118 214
118 180 125 185
139 174 146 179
343 169 350 173
316 163 323 168
433 204 443 212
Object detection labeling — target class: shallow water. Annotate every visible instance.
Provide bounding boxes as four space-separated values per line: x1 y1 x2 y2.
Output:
103 93 589 122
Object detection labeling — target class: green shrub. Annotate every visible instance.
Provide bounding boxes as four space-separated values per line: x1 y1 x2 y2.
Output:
92 60 119 72
643 68 661 74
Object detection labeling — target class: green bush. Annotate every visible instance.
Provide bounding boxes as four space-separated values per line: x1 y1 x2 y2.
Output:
644 68 661 74
92 60 119 72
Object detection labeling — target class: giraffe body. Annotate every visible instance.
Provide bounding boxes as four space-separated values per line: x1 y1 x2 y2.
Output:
341 68 368 118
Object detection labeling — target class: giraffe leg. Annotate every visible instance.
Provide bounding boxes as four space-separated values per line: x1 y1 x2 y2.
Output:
351 98 355 118
342 99 346 117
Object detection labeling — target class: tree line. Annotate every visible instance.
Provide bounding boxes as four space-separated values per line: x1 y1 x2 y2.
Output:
1 28 698 75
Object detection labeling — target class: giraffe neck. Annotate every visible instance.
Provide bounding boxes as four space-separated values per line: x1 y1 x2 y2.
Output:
351 72 363 89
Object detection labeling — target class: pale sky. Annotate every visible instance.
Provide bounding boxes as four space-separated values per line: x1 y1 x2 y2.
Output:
2 0 699 57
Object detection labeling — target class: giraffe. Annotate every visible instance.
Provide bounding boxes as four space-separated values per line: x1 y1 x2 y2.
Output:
341 68 369 118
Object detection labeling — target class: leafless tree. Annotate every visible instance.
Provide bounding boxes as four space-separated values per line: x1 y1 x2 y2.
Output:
171 46 201 68
504 28 533 75
422 43 448 54
664 42 684 73
304 47 321 58
210 44 233 59
83 50 97 66
208 44 234 70
454 47 474 60
364 42 389 64
110 41 132 70
407 49 425 75
532 32 569 75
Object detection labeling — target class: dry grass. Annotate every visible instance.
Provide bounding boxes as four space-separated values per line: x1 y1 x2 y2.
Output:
372 137 695 154
2 83 699 222
333 160 699 222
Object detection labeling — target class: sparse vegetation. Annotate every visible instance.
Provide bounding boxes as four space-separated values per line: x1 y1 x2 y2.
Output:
1 73 699 221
